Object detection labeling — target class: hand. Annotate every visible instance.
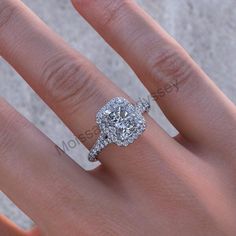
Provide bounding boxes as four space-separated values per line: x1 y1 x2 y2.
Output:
0 0 235 235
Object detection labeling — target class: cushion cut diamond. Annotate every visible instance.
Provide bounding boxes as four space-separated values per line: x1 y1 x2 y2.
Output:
96 97 146 146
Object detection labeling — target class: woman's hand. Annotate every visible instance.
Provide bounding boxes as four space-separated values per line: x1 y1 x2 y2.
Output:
0 0 236 235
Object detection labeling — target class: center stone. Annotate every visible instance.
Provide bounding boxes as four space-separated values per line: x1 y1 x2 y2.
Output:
96 97 146 146
107 107 135 140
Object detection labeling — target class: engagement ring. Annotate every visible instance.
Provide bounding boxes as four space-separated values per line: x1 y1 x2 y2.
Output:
88 97 150 162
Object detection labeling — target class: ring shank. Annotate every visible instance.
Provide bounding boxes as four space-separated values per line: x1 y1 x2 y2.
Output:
88 134 109 162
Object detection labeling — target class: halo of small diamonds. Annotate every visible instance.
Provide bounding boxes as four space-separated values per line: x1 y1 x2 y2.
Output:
88 97 149 162
96 97 146 147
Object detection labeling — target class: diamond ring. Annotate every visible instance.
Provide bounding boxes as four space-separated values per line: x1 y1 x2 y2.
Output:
88 97 150 162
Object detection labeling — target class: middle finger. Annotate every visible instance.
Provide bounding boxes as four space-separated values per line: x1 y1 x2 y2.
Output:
71 0 236 154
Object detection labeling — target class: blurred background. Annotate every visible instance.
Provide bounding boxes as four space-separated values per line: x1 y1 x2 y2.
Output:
0 0 235 230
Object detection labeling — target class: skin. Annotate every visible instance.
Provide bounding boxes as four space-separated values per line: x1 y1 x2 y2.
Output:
0 0 235 235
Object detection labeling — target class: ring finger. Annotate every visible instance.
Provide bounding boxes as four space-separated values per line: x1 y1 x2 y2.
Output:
0 0 178 174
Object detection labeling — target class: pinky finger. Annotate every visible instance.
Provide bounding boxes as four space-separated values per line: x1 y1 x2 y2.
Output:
27 227 41 236
0 214 27 236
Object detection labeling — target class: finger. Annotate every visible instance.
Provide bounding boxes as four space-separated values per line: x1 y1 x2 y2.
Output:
0 99 100 234
27 227 41 236
0 214 27 235
72 0 236 152
0 0 178 172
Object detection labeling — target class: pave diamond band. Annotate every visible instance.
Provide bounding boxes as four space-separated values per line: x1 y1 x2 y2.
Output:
88 97 150 162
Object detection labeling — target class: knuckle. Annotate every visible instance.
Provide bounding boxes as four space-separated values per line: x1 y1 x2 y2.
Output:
0 124 14 158
0 1 17 31
40 53 97 114
148 47 193 85
0 102 29 158
97 1 128 29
